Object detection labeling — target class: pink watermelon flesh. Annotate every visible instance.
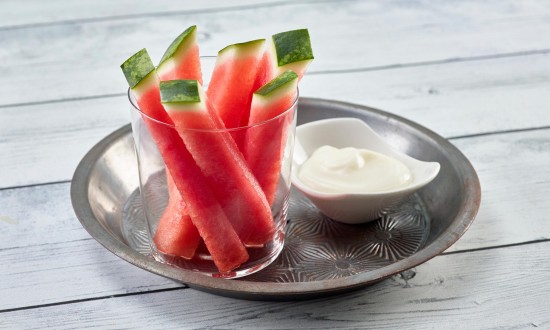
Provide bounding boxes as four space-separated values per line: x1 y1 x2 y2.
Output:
153 172 200 259
251 51 275 95
157 25 203 84
207 39 265 129
153 26 204 260
244 71 298 204
133 75 248 273
161 80 276 246
157 43 201 83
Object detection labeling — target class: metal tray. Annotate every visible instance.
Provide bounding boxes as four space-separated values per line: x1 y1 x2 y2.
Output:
71 98 480 300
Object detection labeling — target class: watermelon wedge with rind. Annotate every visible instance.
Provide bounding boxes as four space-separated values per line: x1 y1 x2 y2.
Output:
157 25 202 84
242 29 313 201
244 70 299 204
154 25 205 261
251 29 313 95
207 39 265 129
160 80 276 246
121 49 248 272
123 49 201 259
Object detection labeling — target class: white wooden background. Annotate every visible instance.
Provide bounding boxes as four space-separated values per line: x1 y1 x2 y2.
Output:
1 0 550 328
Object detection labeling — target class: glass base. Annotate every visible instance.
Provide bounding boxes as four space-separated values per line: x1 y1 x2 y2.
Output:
122 185 288 279
152 229 285 279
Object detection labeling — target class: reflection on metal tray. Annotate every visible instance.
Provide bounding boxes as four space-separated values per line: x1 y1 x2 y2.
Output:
71 97 481 300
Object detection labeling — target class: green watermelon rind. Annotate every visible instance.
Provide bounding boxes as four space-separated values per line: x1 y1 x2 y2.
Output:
159 25 197 66
272 29 314 67
218 38 265 56
255 70 298 97
160 80 200 104
120 48 155 89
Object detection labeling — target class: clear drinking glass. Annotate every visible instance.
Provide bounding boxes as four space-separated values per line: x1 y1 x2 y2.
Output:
129 60 297 278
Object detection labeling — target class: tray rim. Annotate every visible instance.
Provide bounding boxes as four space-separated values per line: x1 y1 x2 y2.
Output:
71 97 481 300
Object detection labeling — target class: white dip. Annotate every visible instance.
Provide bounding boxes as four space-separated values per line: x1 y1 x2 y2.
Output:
298 145 413 194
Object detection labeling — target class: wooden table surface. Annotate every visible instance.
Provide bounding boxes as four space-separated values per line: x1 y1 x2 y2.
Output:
1 1 549 328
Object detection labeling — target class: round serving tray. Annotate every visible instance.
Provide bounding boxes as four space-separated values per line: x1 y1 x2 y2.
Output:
71 97 480 300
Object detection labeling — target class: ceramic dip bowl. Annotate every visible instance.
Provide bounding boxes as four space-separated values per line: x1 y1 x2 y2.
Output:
291 117 440 224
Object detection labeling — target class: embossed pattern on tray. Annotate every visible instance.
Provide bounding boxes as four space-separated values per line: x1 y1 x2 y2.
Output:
121 187 430 282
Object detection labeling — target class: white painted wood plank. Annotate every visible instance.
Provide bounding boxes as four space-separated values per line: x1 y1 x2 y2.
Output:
0 183 88 250
0 96 129 188
0 237 182 311
447 129 550 252
301 53 550 138
449 132 550 250
1 129 548 310
1 54 549 188
0 0 293 28
2 0 550 105
0 184 182 311
3 242 549 329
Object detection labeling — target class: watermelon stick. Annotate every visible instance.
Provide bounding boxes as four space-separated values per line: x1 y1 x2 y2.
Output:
131 41 202 260
155 25 205 259
159 80 276 246
207 39 266 129
251 28 314 99
243 71 299 205
121 49 248 272
157 25 202 84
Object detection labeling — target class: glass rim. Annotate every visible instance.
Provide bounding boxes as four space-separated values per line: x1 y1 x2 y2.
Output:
128 87 299 133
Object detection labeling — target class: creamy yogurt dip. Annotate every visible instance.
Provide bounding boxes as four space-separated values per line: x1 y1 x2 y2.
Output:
298 145 413 194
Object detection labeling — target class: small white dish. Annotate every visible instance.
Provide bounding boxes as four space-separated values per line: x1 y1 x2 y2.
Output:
291 117 440 224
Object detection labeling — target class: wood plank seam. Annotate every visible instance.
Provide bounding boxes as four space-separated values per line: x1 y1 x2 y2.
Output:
0 286 188 314
0 93 125 110
0 0 354 32
442 238 550 256
446 125 550 140
307 48 550 75
0 180 71 192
